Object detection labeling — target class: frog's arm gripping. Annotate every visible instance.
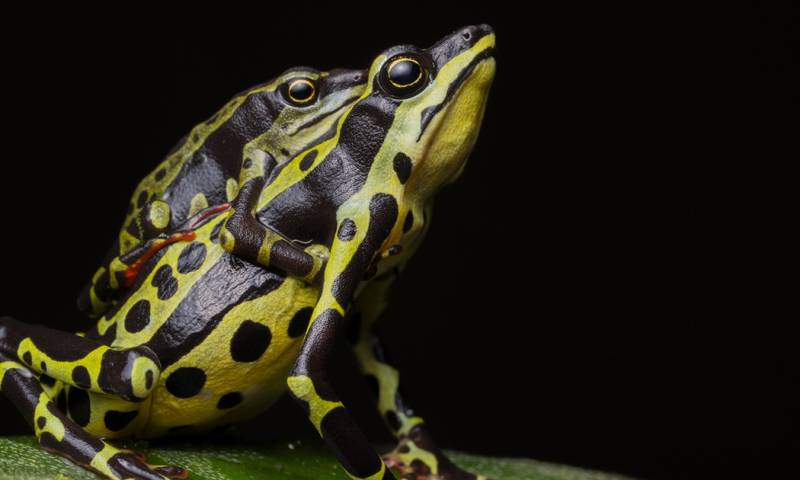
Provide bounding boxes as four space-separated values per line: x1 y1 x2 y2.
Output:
0 316 160 402
288 194 400 480
219 177 327 283
0 356 186 480
352 280 488 480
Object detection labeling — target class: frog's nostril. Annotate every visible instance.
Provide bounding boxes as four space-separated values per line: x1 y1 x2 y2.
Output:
462 30 472 41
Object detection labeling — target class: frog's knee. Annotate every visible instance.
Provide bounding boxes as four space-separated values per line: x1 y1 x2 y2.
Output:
101 346 161 401
141 200 172 238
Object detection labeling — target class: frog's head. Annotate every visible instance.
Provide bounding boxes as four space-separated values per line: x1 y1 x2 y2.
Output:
242 67 367 164
348 24 496 199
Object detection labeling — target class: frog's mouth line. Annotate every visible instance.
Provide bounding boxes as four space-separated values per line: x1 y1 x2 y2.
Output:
417 46 496 141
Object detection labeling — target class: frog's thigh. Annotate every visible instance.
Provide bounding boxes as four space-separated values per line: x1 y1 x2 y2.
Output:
0 316 161 402
0 357 180 480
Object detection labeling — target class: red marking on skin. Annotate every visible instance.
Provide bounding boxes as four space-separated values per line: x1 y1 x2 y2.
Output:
124 232 196 288
122 203 231 289
188 203 231 229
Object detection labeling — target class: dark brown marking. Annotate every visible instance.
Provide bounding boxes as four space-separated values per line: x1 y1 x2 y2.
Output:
393 152 412 184
165 367 206 398
288 307 313 338
230 321 271 363
71 366 91 389
104 409 138 432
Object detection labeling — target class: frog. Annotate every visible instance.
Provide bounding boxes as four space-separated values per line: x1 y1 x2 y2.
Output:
0 23 496 480
76 66 368 319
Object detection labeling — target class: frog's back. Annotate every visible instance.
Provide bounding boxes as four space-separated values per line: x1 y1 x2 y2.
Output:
99 213 319 437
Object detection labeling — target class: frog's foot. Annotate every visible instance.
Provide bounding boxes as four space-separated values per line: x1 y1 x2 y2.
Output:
103 449 188 479
85 451 188 480
383 427 490 480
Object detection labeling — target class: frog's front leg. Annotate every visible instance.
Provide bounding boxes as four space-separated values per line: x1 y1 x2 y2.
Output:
220 177 327 283
352 278 490 480
288 194 401 480
0 316 160 402
0 358 186 479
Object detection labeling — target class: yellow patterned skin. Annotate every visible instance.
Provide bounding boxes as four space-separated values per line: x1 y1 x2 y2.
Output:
0 25 495 480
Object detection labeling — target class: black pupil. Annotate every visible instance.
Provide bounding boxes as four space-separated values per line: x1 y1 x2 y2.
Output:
290 81 314 102
389 60 421 87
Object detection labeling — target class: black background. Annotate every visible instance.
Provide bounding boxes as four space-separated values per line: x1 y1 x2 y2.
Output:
0 6 794 480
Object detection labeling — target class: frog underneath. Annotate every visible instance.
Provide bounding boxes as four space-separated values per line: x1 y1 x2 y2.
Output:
0 25 496 480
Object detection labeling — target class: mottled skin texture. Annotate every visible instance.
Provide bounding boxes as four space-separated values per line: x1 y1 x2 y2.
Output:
77 68 366 318
0 25 496 480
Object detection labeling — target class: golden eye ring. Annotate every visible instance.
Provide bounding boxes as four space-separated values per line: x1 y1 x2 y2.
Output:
286 79 317 105
386 57 424 89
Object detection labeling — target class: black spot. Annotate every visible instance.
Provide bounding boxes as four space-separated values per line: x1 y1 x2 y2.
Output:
280 148 290 157
104 410 138 432
137 191 149 208
56 390 67 412
177 242 207 274
398 444 411 454
158 278 179 300
364 374 379 398
22 351 31 365
67 387 90 427
152 265 172 287
152 265 179 300
145 370 154 390
403 211 414 233
385 410 401 431
337 219 357 241
243 158 253 169
36 417 46 429
155 168 167 181
299 150 318 171
40 361 47 372
393 152 412 184
288 307 313 338
165 367 206 398
230 321 272 362
217 392 243 410
210 221 224 243
72 366 91 389
388 245 403 256
40 374 56 387
124 299 151 333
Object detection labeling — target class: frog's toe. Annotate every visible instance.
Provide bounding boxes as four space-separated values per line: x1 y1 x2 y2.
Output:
154 464 190 479
105 453 188 480
384 450 489 480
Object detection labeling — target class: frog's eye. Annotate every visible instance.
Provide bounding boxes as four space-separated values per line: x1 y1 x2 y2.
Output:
380 55 428 98
284 78 318 106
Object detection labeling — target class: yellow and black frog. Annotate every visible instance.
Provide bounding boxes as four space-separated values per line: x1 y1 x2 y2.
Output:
0 24 496 480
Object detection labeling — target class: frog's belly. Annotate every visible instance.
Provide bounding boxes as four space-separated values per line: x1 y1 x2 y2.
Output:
102 232 319 438
140 274 317 438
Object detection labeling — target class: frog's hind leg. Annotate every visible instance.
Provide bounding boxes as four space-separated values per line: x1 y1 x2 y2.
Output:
0 356 187 480
352 278 490 480
0 316 160 402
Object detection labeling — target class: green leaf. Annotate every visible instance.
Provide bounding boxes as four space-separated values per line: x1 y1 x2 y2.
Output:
0 436 634 480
